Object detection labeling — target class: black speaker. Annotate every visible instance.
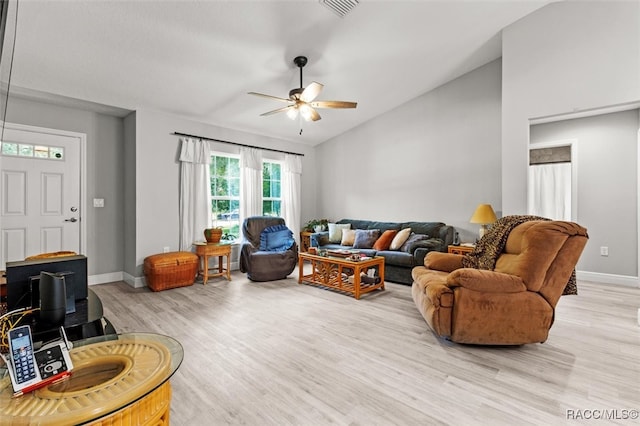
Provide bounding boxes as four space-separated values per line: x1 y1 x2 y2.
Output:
39 272 67 326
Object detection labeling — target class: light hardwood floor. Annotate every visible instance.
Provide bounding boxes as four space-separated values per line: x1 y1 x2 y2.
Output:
91 269 640 425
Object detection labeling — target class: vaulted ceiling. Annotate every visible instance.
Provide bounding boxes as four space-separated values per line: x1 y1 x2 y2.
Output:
8 0 551 145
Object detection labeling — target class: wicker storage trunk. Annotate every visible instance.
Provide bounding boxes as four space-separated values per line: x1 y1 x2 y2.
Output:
143 251 198 291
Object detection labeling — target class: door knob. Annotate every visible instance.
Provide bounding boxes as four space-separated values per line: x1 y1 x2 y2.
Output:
64 218 78 223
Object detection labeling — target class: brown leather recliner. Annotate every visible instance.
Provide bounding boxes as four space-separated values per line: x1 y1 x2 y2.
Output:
239 216 298 282
411 220 588 345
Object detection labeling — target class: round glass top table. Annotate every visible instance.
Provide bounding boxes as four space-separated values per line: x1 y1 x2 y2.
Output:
0 332 183 425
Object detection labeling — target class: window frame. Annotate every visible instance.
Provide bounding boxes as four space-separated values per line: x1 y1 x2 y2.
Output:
262 159 282 217
209 152 241 239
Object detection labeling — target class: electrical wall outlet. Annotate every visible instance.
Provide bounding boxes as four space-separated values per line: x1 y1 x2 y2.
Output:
163 246 170 253
600 246 609 256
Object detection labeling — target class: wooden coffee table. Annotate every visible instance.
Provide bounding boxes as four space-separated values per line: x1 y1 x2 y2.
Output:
298 252 385 299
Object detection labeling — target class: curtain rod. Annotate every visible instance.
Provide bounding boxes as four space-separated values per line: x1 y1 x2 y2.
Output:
173 132 304 157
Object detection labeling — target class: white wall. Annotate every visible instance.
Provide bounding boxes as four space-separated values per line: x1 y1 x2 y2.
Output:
128 109 317 279
530 110 639 277
314 59 503 243
502 1 640 215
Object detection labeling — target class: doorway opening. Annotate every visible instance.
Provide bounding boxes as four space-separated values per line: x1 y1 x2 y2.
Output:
527 140 577 221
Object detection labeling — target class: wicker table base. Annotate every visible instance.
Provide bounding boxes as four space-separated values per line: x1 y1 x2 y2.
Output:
88 381 171 426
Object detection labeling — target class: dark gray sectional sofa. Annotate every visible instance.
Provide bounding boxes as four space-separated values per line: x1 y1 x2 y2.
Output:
310 218 455 285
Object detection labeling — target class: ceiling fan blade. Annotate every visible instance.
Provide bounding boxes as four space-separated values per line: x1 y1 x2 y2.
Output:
248 92 292 103
307 106 321 122
300 82 324 103
260 105 295 117
310 100 358 109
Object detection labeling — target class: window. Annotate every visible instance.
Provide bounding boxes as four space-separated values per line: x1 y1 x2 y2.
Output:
210 154 240 239
262 161 281 217
209 155 282 240
1 142 65 160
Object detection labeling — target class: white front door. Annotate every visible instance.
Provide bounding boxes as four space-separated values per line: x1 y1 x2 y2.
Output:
1 124 84 269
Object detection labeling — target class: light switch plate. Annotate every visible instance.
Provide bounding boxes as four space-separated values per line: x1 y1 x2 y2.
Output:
93 198 105 208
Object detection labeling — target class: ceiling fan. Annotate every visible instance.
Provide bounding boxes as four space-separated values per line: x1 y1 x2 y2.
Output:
248 56 357 123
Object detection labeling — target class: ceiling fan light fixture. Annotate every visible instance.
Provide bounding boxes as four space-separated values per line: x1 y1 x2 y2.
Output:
299 104 313 121
286 107 299 120
248 55 356 129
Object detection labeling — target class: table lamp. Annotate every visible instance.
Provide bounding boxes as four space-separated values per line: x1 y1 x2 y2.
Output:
470 204 497 239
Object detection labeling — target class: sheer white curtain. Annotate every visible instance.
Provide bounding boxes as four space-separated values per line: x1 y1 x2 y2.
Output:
528 162 571 221
240 147 262 227
282 154 302 242
179 138 211 251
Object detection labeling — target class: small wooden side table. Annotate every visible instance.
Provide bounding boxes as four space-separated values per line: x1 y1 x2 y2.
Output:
194 242 231 284
300 231 313 252
448 244 475 255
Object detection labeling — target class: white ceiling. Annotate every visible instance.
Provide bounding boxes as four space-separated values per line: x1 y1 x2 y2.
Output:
9 0 551 146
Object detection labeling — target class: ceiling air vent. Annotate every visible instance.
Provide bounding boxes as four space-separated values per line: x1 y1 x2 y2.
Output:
319 0 359 18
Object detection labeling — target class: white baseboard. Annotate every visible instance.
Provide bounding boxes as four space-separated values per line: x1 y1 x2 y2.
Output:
576 270 639 288
122 272 147 288
88 271 124 286
88 271 146 288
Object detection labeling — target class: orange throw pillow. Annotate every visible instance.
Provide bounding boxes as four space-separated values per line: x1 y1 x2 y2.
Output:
373 229 398 251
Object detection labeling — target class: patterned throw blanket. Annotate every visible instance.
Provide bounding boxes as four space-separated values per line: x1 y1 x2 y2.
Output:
461 215 577 295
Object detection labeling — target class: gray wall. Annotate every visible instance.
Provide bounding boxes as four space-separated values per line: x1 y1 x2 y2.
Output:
502 1 640 215
3 98 317 282
314 59 503 244
129 108 317 279
530 110 639 276
7 1 638 283
5 96 125 276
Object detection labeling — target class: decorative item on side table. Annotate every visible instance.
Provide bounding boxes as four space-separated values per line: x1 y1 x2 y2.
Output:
204 227 223 243
470 203 497 239
302 218 329 233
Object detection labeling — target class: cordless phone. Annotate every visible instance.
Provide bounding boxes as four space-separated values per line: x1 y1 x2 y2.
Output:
6 325 42 392
2 325 74 396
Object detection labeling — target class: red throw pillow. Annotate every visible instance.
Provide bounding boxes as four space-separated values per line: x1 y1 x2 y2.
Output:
373 229 398 251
